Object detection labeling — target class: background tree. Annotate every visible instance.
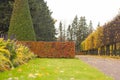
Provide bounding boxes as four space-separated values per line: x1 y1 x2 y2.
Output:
76 16 89 51
29 0 56 41
67 25 73 41
63 23 66 41
97 22 100 27
71 15 78 41
8 0 36 41
67 16 90 52
88 20 94 34
58 21 63 41
81 12 120 55
1 0 56 41
0 0 13 36
58 21 66 41
102 14 120 55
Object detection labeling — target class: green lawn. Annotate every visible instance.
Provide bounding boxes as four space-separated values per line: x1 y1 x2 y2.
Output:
0 58 113 80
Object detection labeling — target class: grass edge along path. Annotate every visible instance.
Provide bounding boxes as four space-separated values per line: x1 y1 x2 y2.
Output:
0 58 113 80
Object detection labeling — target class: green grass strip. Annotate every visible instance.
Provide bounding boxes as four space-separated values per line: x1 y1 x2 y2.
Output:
0 58 113 80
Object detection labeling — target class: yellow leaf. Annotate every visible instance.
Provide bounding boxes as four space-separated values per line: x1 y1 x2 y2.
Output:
28 73 36 78
46 72 50 76
18 68 22 72
38 73 43 77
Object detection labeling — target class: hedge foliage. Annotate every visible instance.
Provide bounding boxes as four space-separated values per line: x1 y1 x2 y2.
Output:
0 38 35 72
8 0 36 41
18 41 75 58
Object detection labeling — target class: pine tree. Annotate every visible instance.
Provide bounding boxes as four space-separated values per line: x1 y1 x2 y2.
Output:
67 25 70 40
59 21 63 41
78 16 89 41
88 20 94 34
67 25 73 41
29 0 56 41
8 0 36 41
97 22 100 27
67 16 90 51
63 23 66 41
71 15 78 41
76 16 89 51
0 0 13 35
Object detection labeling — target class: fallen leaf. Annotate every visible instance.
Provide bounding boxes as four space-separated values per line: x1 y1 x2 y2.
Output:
18 68 22 72
60 70 64 73
70 77 75 80
28 73 36 78
46 72 50 76
14 77 19 80
8 78 12 80
38 73 43 77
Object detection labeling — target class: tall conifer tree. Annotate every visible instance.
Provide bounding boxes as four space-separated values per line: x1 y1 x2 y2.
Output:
8 0 36 41
88 20 94 34
29 0 56 41
0 0 13 34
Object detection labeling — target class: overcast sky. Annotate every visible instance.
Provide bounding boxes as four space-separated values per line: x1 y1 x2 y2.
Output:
45 0 120 29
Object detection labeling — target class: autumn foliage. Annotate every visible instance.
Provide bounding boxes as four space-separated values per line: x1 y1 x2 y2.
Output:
18 41 75 58
0 38 35 72
81 14 120 55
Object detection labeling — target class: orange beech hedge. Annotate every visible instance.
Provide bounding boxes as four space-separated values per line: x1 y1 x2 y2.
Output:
17 41 75 58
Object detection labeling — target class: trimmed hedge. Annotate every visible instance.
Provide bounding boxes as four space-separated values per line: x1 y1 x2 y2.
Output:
8 0 36 41
18 41 75 58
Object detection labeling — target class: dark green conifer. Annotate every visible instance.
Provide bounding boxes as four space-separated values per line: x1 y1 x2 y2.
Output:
8 0 36 41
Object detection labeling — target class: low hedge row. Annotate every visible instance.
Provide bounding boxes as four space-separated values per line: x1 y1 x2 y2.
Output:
18 41 75 58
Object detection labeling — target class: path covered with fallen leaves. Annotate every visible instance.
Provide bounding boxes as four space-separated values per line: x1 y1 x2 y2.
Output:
76 55 120 80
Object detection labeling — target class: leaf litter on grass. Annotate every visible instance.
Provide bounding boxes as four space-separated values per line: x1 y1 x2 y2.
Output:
0 58 113 80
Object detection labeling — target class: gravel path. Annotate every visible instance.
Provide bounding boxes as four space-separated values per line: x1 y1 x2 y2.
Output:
76 55 120 80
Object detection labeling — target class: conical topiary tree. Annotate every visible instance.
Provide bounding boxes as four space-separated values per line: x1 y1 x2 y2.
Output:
8 0 36 41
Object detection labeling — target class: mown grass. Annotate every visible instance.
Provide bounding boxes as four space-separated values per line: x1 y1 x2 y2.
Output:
0 58 113 80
